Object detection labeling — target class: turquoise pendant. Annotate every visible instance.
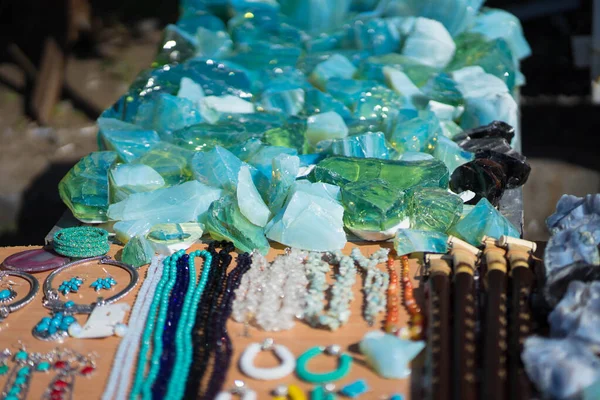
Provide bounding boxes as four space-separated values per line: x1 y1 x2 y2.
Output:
0 288 16 303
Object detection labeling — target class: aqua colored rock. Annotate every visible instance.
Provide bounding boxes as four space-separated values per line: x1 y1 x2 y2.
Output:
402 18 455 69
309 156 449 191
154 25 199 66
389 114 440 154
340 379 370 398
409 187 463 232
440 120 463 139
327 131 390 159
291 180 341 201
310 54 357 91
302 89 352 120
449 198 519 246
357 53 438 87
237 165 271 227
134 93 203 138
354 18 401 55
172 121 260 151
325 78 380 109
121 235 154 267
199 95 255 123
341 179 409 238
260 87 305 116
191 146 250 192
248 145 298 178
354 85 404 127
383 66 422 109
268 154 300 213
108 180 222 224
177 77 205 105
397 151 434 161
433 136 474 173
133 142 193 186
470 8 531 61
97 118 161 163
193 27 234 58
452 66 518 130
394 229 449 255
225 42 302 70
359 331 425 379
265 187 346 251
108 164 165 203
177 13 225 34
146 222 204 254
227 8 301 47
205 195 270 254
59 152 118 223
447 33 516 91
413 73 463 114
114 220 154 244
279 0 351 32
306 111 348 148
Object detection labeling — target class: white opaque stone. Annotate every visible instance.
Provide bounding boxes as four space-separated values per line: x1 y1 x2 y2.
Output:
177 77 205 106
68 322 83 338
402 17 456 69
114 323 128 337
383 66 422 109
110 164 165 191
306 111 348 147
200 95 255 123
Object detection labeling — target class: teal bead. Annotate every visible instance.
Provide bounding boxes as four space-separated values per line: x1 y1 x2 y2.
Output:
8 387 21 396
65 301 75 308
0 289 12 300
15 351 27 361
36 361 51 372
5 396 18 400
390 395 404 400
0 364 9 375
17 366 30 376
340 379 369 398
14 376 27 385
296 347 353 384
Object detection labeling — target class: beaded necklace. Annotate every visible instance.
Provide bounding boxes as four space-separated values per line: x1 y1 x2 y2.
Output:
304 251 357 331
400 256 423 340
102 256 164 400
185 242 234 399
384 256 401 334
350 248 390 326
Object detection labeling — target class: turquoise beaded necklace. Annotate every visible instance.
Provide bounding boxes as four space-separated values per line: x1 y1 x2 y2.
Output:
129 249 212 400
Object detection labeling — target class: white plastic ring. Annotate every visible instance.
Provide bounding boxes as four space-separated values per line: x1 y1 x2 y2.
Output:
239 342 296 380
215 389 257 400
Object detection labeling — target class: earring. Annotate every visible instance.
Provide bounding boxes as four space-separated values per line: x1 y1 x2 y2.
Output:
90 269 116 292
58 277 84 295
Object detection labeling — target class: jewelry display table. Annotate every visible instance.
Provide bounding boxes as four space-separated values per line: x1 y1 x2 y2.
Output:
0 243 421 399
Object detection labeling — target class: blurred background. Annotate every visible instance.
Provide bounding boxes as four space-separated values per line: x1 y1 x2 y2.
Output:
0 0 598 246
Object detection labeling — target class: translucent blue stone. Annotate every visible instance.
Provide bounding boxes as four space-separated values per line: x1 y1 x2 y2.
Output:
260 87 305 116
359 331 425 379
354 85 404 128
449 198 519 246
327 132 390 159
470 8 531 61
402 17 456 69
204 195 270 254
177 13 225 34
398 151 434 161
354 18 401 55
248 145 297 178
108 164 166 203
279 0 351 32
268 154 300 214
225 42 302 71
433 136 474 173
306 111 348 148
394 229 448 255
237 165 271 227
340 379 370 398
413 73 463 114
389 114 440 154
192 146 260 192
134 93 203 138
310 54 357 91
108 181 222 224
357 53 438 87
172 121 260 152
452 66 518 130
97 118 161 163
302 89 352 120
325 78 380 109
265 182 346 251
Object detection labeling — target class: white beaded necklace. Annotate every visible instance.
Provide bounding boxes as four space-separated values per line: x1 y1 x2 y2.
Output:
232 249 308 331
350 247 390 326
102 255 164 400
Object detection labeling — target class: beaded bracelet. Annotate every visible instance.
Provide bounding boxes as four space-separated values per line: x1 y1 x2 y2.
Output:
351 248 390 326
53 227 110 258
304 251 356 331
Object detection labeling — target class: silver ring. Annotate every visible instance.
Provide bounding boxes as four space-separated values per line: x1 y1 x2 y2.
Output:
42 256 139 314
0 270 39 321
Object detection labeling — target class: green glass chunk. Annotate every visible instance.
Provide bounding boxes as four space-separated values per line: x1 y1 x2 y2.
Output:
133 142 193 186
171 121 260 151
341 179 409 232
58 151 118 223
446 33 516 91
409 187 463 233
308 156 449 191
264 124 309 154
204 195 270 254
268 154 300 214
449 198 519 246
121 235 155 268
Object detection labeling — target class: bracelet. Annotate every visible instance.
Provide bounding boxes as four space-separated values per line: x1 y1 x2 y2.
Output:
0 271 39 321
53 227 110 258
239 339 296 380
296 345 352 384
